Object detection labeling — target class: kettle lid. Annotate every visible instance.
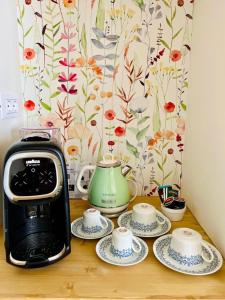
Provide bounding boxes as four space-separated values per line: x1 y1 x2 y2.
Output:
97 153 121 168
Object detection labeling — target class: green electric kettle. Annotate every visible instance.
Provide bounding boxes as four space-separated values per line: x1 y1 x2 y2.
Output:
76 154 137 216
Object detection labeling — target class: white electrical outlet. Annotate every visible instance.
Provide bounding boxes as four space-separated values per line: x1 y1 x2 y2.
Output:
0 92 20 119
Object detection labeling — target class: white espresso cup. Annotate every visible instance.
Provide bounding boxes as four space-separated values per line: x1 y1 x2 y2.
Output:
82 208 108 233
168 228 214 265
110 227 142 258
131 203 166 231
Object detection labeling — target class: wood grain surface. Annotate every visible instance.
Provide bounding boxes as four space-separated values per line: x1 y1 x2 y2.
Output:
0 197 224 300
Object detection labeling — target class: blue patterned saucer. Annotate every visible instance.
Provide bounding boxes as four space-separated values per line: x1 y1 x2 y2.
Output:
96 235 148 266
71 217 114 240
153 234 223 275
117 210 171 238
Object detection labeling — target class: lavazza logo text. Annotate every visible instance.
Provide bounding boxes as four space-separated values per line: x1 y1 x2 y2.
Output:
26 159 40 165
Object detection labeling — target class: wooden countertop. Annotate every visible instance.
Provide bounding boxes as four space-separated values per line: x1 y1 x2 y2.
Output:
0 196 224 300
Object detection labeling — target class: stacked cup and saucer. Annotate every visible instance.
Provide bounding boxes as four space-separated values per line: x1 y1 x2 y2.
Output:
71 208 114 239
153 227 223 275
118 203 171 238
96 227 148 266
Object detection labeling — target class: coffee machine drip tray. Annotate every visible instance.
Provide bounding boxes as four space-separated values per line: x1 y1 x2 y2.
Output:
9 232 66 266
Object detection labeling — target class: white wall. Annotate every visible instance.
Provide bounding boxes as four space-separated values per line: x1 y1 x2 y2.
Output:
0 1 23 223
182 1 225 257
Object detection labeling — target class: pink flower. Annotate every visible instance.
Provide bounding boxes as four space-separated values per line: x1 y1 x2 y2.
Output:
40 113 63 128
176 117 185 135
58 72 77 82
60 44 76 53
61 32 76 39
59 58 75 67
58 84 77 94
104 109 116 120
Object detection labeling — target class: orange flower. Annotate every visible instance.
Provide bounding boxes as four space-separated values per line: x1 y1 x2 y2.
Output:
148 138 157 149
154 131 163 140
63 0 76 8
106 91 113 98
94 84 100 91
170 50 182 62
24 48 35 60
92 65 102 77
95 105 101 111
67 145 79 156
89 93 96 100
163 130 175 140
75 57 85 67
100 91 106 98
88 57 96 66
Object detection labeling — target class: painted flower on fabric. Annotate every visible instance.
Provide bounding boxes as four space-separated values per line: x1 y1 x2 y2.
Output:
24 100 35 111
163 130 175 140
67 123 91 140
67 145 79 156
164 101 175 113
58 72 77 82
176 117 185 135
177 0 184 7
59 58 75 67
115 126 126 137
148 138 157 149
75 56 103 78
25 0 32 5
105 109 116 120
63 0 76 9
154 131 163 140
39 113 63 128
170 50 182 62
24 48 35 60
168 148 174 155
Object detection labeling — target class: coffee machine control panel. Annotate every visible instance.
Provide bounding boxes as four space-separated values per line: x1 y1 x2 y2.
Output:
9 157 57 196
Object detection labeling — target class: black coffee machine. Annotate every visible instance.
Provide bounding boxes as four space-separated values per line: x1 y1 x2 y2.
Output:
3 133 71 268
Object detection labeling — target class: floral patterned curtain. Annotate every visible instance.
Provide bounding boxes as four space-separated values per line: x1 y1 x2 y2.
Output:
17 0 194 196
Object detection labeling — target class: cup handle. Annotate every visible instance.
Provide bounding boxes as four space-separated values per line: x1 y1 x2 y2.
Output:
127 179 138 202
99 215 108 229
201 241 214 263
132 236 142 253
156 213 166 225
76 165 96 196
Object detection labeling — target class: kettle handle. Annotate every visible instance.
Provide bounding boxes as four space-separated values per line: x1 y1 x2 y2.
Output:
127 179 138 202
76 165 96 196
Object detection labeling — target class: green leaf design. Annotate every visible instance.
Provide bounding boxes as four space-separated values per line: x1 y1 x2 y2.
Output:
126 140 139 158
137 116 150 126
162 155 167 166
87 113 98 123
166 16 172 28
40 101 51 111
50 91 60 98
172 7 176 21
24 26 33 38
160 39 170 50
127 127 139 135
164 171 173 181
81 23 87 56
157 162 163 171
97 140 103 161
181 102 187 111
76 103 85 113
172 28 182 40
136 126 149 141
162 0 170 7
153 95 161 133
95 0 105 31
41 80 50 88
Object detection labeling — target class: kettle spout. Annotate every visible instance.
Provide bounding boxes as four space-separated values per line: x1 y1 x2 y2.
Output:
121 165 132 177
